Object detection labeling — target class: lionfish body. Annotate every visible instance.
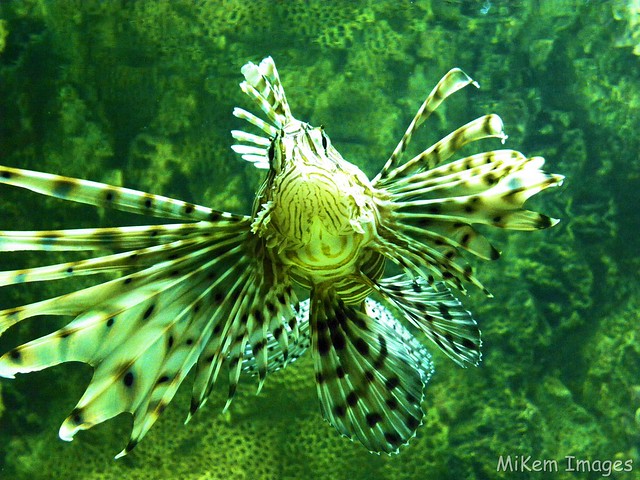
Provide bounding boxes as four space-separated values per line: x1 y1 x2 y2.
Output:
0 57 563 456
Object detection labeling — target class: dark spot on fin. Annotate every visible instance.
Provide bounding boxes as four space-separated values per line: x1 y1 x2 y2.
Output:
58 328 73 339
385 376 400 390
366 412 383 427
190 398 200 415
384 431 402 447
53 179 75 198
462 338 477 350
406 413 420 430
538 214 553 229
9 349 22 361
143 304 155 320
70 408 84 426
438 303 453 320
123 371 134 387
310 288 428 454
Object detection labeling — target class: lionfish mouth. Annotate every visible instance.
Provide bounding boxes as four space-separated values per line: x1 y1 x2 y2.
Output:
0 56 563 457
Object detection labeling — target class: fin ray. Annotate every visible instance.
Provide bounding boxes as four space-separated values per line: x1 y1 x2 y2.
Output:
0 165 245 222
375 68 479 183
379 115 506 185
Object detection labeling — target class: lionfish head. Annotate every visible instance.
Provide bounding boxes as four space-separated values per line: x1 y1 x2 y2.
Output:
268 121 341 175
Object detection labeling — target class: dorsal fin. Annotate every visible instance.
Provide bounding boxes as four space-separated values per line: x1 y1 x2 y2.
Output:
231 57 296 169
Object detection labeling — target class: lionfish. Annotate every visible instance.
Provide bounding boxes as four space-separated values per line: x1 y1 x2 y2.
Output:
0 57 563 457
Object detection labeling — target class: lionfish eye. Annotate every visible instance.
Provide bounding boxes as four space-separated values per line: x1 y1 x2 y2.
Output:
320 129 328 152
268 135 282 172
267 140 275 163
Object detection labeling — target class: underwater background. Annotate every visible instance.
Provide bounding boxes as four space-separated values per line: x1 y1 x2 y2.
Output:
0 0 638 479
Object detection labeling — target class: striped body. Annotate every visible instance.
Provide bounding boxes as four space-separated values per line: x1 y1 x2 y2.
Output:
252 121 378 296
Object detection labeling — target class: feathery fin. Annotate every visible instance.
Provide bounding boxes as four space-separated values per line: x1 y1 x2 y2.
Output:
375 149 563 294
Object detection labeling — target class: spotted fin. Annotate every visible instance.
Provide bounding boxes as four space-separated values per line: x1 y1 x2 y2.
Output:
243 298 311 375
379 114 508 186
375 150 563 294
0 220 251 453
309 286 427 454
0 222 222 253
375 275 481 367
0 233 300 457
186 252 299 421
0 164 301 457
371 68 563 295
362 298 434 383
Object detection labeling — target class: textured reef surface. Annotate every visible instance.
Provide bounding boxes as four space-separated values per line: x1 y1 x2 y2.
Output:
0 1 638 479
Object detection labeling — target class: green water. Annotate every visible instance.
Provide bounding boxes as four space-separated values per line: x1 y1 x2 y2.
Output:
0 1 638 479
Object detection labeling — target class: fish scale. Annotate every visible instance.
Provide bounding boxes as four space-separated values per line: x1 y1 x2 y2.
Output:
0 56 563 457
